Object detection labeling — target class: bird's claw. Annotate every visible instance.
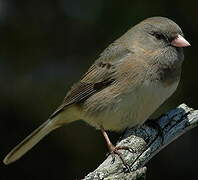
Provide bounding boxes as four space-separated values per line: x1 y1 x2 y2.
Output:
107 145 133 172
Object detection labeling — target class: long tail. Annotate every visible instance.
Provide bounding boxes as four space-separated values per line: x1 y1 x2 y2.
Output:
3 119 59 165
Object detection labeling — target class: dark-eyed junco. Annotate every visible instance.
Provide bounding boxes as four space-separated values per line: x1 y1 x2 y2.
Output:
3 17 190 165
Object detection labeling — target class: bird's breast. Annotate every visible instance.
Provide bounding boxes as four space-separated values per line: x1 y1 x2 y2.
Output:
81 79 179 132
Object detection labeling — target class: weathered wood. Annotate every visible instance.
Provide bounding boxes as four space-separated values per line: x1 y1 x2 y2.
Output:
83 104 198 180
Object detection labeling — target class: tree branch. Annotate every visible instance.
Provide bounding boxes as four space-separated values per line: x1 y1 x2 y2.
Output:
83 104 198 180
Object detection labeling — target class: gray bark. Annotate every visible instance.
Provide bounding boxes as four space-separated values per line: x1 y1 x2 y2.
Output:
83 104 198 180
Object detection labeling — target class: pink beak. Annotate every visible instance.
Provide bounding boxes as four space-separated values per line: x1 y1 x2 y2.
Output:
171 34 191 47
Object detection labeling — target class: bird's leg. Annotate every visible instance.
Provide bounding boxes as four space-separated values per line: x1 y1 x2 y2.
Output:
100 127 132 171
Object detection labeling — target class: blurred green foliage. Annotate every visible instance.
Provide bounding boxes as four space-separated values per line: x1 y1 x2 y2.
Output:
1 0 197 180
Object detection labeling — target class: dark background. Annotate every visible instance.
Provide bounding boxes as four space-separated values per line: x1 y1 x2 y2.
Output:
1 0 197 179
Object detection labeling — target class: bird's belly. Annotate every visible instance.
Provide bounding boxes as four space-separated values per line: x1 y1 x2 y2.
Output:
82 81 179 131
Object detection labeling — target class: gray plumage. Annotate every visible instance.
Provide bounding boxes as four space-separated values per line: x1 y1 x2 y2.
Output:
3 17 189 165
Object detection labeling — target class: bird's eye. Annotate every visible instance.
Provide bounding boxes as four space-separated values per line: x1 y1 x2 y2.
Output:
151 32 166 40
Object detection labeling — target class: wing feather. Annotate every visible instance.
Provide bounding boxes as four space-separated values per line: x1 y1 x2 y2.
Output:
50 42 132 118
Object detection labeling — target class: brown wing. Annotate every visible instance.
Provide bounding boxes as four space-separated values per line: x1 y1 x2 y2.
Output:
49 42 132 119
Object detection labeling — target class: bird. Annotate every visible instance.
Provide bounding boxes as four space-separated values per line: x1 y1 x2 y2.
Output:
3 17 190 165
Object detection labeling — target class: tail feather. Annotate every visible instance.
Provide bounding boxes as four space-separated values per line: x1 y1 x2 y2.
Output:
3 119 58 165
